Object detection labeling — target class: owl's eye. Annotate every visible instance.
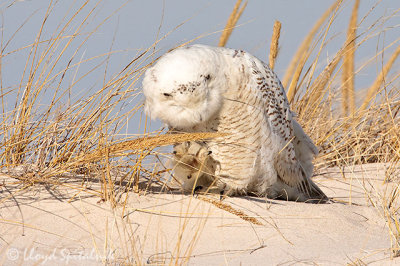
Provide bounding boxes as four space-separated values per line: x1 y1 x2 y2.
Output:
163 93 172 97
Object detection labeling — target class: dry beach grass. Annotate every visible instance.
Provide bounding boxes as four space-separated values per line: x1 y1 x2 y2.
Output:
1 0 400 264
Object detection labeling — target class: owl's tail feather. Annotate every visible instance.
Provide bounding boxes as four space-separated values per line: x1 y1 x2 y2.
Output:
298 172 329 203
268 176 328 203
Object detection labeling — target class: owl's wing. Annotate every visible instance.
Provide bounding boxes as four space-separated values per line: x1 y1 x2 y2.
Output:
246 56 326 201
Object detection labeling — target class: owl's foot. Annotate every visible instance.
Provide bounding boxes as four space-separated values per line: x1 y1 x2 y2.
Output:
172 141 218 194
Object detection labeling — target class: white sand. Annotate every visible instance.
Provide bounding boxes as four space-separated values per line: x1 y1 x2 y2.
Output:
1 163 399 265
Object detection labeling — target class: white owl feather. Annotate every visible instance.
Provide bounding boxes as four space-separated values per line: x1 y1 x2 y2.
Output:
143 44 327 202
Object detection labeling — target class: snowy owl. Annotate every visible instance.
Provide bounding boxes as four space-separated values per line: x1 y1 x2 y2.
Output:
143 44 327 202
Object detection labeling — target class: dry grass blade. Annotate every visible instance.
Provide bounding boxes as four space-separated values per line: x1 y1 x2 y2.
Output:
198 196 263 226
342 0 360 116
303 49 342 113
79 132 226 163
269 20 281 70
283 0 342 101
360 44 400 112
218 0 248 47
294 54 341 135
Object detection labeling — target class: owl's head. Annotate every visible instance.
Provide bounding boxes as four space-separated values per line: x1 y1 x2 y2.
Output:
143 45 225 129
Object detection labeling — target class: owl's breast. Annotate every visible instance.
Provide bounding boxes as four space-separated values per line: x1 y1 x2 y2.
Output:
205 83 272 189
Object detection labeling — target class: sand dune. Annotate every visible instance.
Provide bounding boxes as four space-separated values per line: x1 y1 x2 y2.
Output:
1 163 399 265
